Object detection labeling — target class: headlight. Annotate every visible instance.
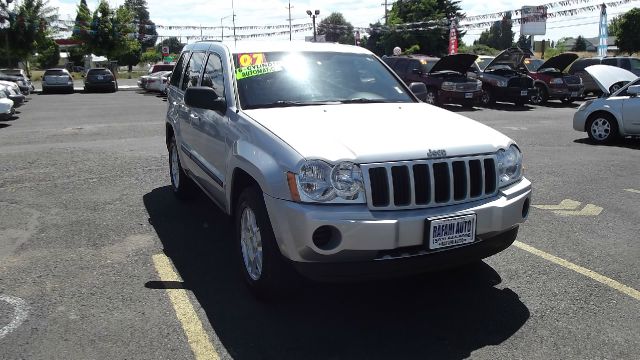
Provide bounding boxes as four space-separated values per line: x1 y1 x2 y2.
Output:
294 160 364 202
496 145 523 187
550 78 564 85
578 100 593 111
442 81 455 91
496 80 507 87
475 80 482 91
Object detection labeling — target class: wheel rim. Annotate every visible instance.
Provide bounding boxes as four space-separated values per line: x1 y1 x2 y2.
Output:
611 84 621 93
481 91 489 105
425 91 436 105
240 207 263 281
531 91 542 104
590 118 611 140
170 144 180 189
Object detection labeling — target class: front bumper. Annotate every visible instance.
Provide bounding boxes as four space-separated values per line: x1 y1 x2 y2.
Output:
85 81 116 90
265 177 531 268
548 84 584 99
493 87 533 102
573 109 590 131
8 95 24 107
438 89 482 104
0 107 14 120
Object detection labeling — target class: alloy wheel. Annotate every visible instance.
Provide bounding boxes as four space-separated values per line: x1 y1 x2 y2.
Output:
590 118 611 141
240 207 263 281
170 143 180 189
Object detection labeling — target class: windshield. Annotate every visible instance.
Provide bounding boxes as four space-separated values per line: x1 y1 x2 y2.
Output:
524 59 545 72
476 57 494 70
44 70 66 76
233 51 414 110
87 69 111 75
151 64 174 72
629 58 640 70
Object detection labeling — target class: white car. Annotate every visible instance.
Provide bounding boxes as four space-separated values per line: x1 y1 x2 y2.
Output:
573 65 640 143
0 89 15 120
145 71 172 94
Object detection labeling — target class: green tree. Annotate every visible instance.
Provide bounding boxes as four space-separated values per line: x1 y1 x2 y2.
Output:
516 35 529 49
36 36 59 68
317 12 354 44
124 0 157 50
615 8 640 55
608 15 622 36
140 48 161 64
156 37 184 54
88 0 114 57
112 4 140 70
458 44 499 55
71 0 92 61
2 0 57 67
573 35 587 51
369 0 464 56
476 14 514 50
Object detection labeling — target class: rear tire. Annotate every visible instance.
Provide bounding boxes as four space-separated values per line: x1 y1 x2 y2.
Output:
480 88 495 106
425 89 439 106
168 136 196 200
587 113 618 144
530 85 547 105
235 186 300 300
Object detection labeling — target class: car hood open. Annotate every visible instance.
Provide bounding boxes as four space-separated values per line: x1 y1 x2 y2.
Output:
243 103 512 163
585 64 638 95
430 54 479 74
537 53 579 72
484 48 528 71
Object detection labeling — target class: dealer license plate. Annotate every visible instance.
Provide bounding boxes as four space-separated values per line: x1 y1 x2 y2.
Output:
465 92 473 99
520 90 528 96
98 75 103 80
571 92 578 97
427 214 477 250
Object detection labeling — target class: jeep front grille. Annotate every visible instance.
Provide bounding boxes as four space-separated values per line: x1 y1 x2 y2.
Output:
362 156 498 210
454 82 479 92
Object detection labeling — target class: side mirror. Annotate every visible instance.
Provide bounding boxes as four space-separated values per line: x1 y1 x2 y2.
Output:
627 85 640 96
411 68 422 75
409 82 427 100
185 86 226 112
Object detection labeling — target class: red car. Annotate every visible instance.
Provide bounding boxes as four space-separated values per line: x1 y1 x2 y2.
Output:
523 53 584 105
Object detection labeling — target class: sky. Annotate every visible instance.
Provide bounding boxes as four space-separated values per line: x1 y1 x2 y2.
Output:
48 0 638 46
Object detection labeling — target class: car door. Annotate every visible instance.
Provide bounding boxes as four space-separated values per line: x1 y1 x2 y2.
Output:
186 52 230 204
621 79 640 134
167 52 189 145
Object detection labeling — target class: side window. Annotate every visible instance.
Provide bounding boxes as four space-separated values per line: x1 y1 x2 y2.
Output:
201 53 225 99
170 53 188 87
619 58 631 70
181 52 206 91
602 58 617 66
395 59 410 76
409 60 421 73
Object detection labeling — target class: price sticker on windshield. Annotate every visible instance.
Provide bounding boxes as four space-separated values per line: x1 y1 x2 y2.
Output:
238 53 266 67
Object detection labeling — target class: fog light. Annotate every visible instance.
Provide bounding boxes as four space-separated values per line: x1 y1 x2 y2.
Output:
312 225 341 250
522 198 530 219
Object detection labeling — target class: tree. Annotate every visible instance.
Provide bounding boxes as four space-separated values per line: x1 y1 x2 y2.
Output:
366 0 465 56
112 4 140 69
2 0 57 67
608 15 622 36
88 1 114 57
71 0 92 56
573 35 587 51
615 8 640 55
317 12 354 44
36 36 59 68
476 14 514 50
156 37 184 54
124 0 157 50
458 44 499 55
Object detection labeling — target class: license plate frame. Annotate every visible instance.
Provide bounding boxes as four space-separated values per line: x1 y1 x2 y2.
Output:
97 75 104 80
570 91 578 97
520 90 528 96
465 92 473 99
425 213 477 250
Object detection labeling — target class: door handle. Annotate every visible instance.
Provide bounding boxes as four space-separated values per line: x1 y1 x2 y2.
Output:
189 113 200 124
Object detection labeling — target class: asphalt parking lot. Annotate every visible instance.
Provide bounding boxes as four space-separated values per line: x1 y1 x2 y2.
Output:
0 91 638 359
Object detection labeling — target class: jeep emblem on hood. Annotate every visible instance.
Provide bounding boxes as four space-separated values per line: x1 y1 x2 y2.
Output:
427 149 447 158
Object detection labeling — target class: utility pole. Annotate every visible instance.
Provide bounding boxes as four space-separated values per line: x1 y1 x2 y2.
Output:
231 0 237 44
381 0 389 25
286 1 293 41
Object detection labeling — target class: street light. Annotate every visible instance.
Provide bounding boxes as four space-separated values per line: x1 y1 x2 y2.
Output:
306 9 320 42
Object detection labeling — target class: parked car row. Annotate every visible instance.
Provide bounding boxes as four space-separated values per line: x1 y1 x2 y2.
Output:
0 73 32 121
40 67 119 94
384 48 640 108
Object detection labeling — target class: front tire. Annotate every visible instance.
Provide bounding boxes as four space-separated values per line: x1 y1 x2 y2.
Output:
425 89 439 106
168 136 196 199
530 85 547 105
587 113 618 144
480 88 494 106
235 186 300 300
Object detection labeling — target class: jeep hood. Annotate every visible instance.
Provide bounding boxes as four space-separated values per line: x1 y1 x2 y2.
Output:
585 64 637 95
243 103 512 163
484 48 528 71
430 54 479 74
537 53 578 72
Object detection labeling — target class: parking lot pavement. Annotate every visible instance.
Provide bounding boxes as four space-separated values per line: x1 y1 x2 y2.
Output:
0 94 638 359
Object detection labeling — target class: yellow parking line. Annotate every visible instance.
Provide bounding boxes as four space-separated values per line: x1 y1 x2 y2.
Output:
513 241 640 301
152 254 220 360
624 188 640 194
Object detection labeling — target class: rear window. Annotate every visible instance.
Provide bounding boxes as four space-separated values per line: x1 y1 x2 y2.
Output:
44 70 67 76
87 69 111 75
569 58 600 72
152 64 174 72
602 58 617 66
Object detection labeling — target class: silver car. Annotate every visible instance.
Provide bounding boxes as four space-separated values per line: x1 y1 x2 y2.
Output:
42 68 74 94
166 41 532 298
573 64 640 143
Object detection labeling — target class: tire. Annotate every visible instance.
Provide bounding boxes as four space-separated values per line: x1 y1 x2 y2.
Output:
561 98 574 105
530 85 547 105
168 136 196 199
235 186 300 300
587 113 618 144
480 88 494 106
609 83 623 94
425 89 439 106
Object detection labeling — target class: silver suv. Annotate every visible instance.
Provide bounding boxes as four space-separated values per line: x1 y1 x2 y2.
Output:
165 41 532 298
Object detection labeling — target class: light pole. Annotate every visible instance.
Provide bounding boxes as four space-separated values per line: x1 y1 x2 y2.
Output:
231 0 237 44
306 9 320 42
220 15 231 41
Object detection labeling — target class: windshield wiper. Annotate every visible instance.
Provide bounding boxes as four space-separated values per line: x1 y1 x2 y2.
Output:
247 100 340 109
338 98 389 104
